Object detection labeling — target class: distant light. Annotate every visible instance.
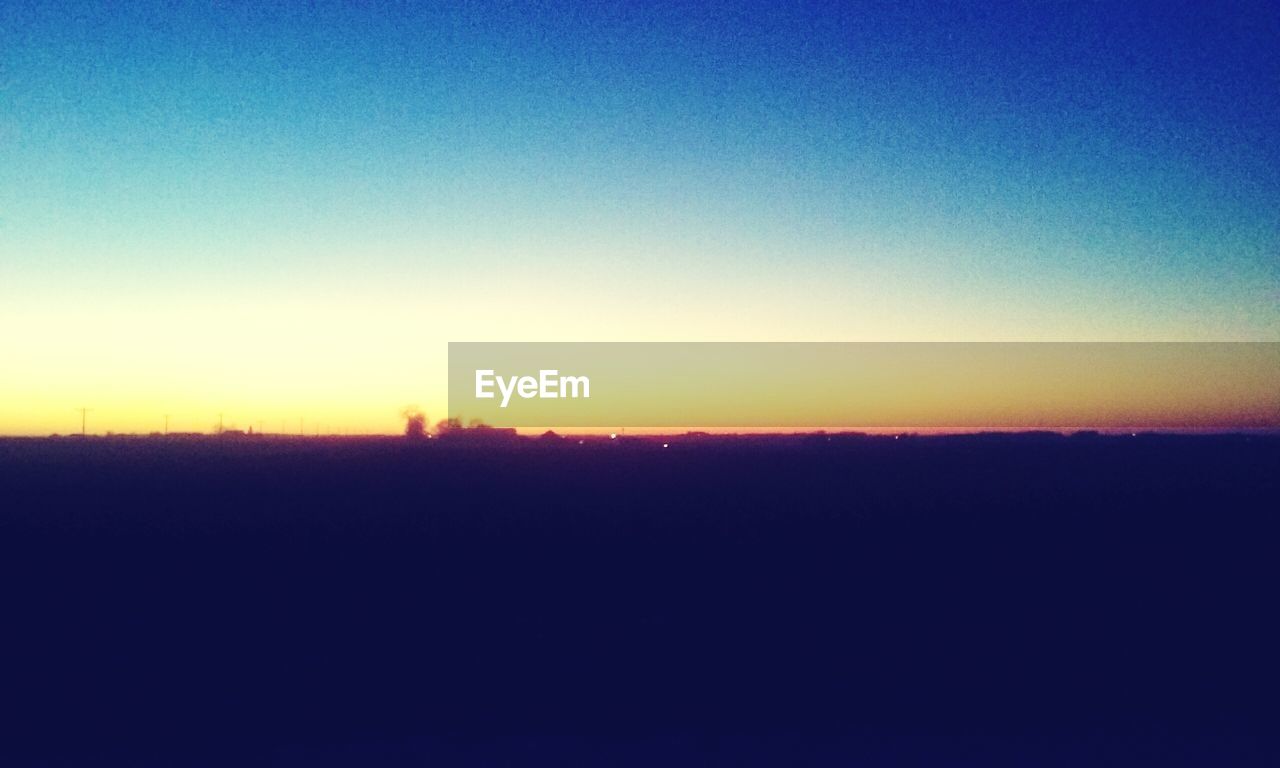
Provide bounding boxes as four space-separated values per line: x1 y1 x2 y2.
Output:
662 443 669 448
578 440 584 445
610 433 617 439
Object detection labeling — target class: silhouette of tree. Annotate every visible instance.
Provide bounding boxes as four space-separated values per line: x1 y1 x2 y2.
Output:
401 407 427 439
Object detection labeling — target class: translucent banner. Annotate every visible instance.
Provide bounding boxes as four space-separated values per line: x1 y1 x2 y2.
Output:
447 343 1280 430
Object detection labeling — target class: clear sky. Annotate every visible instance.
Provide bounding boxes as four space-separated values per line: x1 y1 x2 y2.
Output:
2 1 1277 435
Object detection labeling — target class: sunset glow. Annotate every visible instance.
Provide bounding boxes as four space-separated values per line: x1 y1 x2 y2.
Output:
2 3 1277 434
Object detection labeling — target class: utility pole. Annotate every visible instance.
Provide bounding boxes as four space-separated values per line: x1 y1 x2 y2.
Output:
163 414 170 435
75 407 92 437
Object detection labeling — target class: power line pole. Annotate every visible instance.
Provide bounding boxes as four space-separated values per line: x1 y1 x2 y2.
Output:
164 414 170 435
75 407 92 437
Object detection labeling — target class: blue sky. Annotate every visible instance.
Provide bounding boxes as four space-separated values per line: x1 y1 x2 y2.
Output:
1 1 1277 432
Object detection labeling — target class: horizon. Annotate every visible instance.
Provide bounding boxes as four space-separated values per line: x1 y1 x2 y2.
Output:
13 425 1280 439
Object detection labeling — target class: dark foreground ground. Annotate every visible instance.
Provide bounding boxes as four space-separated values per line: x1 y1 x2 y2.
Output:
1 433 1278 766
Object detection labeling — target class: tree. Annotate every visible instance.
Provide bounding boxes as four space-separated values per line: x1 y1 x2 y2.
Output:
401 407 427 439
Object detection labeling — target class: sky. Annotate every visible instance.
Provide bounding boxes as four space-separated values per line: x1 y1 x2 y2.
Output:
1 1 1278 435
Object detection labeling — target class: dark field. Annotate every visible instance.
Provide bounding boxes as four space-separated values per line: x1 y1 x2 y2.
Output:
2 433 1278 765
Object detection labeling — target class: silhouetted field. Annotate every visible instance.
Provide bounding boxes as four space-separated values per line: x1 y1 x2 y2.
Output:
2 433 1277 765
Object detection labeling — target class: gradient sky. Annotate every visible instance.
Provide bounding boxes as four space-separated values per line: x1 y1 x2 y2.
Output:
2 1 1278 434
